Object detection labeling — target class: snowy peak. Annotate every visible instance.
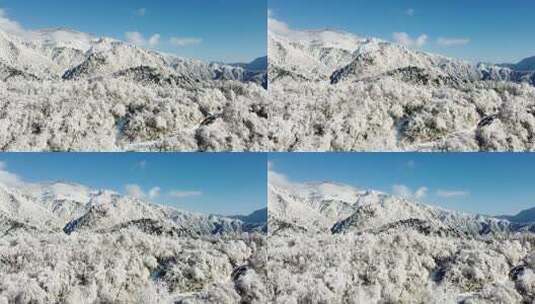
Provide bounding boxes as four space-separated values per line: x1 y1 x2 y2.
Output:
0 183 62 228
269 30 360 81
0 27 264 86
330 40 479 85
268 181 375 233
270 27 535 87
63 193 163 234
269 26 364 52
31 28 96 52
0 180 261 237
0 29 61 77
61 42 172 80
268 180 526 237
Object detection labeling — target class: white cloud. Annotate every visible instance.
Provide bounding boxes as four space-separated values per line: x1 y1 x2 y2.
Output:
268 15 291 36
393 32 428 48
148 187 160 199
405 8 415 16
125 32 161 47
135 8 147 17
436 190 469 198
125 31 145 45
392 184 427 200
169 190 202 198
125 185 164 200
148 34 160 46
437 37 470 47
170 37 202 47
0 161 22 187
135 160 147 169
267 162 292 187
414 187 428 199
125 184 145 199
0 8 26 37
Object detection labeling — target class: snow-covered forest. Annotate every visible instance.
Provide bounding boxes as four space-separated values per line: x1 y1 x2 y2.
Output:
3 18 535 152
267 177 535 303
268 20 535 152
0 180 267 303
0 28 268 152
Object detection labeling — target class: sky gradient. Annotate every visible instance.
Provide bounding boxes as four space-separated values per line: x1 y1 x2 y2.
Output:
0 0 266 63
269 153 535 216
0 153 267 216
269 0 535 63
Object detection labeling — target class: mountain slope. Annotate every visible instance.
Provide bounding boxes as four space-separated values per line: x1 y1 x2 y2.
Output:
0 179 267 303
267 179 535 303
0 28 261 83
0 189 267 304
268 26 535 152
0 28 269 152
269 180 530 237
0 181 264 237
498 56 535 72
498 206 535 224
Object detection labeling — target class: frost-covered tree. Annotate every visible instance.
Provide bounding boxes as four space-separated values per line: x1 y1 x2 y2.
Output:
267 178 535 303
0 181 268 303
0 28 268 152
268 23 535 152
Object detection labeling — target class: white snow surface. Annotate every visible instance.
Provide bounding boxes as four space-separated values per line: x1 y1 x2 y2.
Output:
269 24 535 152
0 180 267 303
267 179 535 303
0 28 268 152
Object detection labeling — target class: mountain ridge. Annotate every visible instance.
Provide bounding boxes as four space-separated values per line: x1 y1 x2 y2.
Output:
268 26 535 152
0 27 266 85
0 180 265 237
269 180 534 237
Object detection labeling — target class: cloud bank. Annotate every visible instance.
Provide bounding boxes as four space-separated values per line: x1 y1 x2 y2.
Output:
393 32 428 48
437 37 471 46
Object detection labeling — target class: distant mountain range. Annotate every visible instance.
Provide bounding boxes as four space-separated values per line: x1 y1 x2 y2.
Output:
498 56 535 72
269 28 535 87
229 56 267 88
478 56 535 86
0 180 266 237
497 206 535 224
0 28 266 87
269 180 535 236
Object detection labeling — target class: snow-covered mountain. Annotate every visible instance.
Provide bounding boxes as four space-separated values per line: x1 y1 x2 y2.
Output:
269 180 531 236
230 207 268 233
270 27 533 88
497 56 535 72
0 28 269 152
267 179 535 303
0 180 264 236
0 179 267 303
497 206 535 224
0 28 264 84
269 25 535 152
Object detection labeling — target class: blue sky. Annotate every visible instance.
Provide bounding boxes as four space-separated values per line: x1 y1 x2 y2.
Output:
0 153 266 216
269 153 535 216
269 0 535 63
0 0 266 63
